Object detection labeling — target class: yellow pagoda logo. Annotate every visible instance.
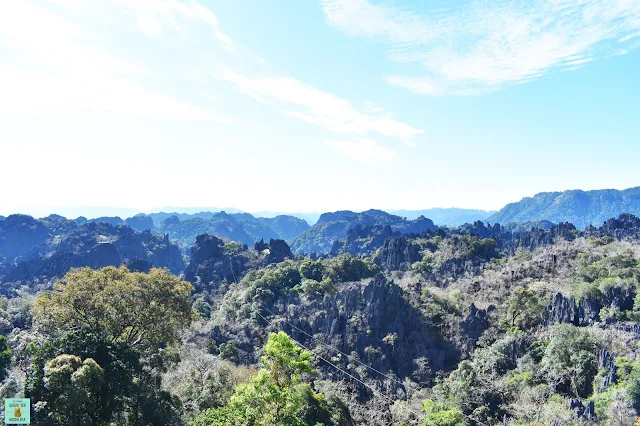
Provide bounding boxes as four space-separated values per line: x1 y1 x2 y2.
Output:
4 398 30 424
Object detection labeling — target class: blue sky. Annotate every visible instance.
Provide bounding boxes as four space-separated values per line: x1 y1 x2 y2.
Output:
1 0 639 217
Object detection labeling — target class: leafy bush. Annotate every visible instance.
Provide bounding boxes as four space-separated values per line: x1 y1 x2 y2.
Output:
503 287 546 330
298 278 335 296
193 297 212 319
298 259 325 282
541 324 597 397
248 262 303 303
324 254 380 283
219 343 238 361
420 399 467 426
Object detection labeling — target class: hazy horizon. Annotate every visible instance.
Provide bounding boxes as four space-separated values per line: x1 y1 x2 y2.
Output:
0 204 497 220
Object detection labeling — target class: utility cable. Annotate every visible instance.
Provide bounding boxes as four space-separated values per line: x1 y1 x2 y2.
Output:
260 305 418 391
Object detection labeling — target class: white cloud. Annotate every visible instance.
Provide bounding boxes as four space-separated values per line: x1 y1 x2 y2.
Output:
216 68 423 146
0 65 233 122
385 75 440 95
0 1 232 122
325 138 396 163
321 0 640 94
115 0 235 50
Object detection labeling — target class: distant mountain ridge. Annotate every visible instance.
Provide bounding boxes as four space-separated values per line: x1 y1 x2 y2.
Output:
290 209 437 254
387 208 494 226
487 186 640 229
154 211 310 249
0 214 184 287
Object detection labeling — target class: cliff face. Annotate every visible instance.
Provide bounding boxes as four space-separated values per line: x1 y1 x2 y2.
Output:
125 214 154 232
213 274 458 391
184 235 293 291
183 234 251 291
257 216 310 241
374 236 421 271
265 239 293 264
154 212 308 250
458 303 495 355
545 287 636 327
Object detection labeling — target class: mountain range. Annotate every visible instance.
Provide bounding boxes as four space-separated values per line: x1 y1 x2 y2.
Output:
4 185 640 257
487 186 640 228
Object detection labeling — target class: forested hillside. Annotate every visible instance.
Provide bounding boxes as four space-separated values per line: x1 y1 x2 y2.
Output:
488 187 640 228
3 211 640 424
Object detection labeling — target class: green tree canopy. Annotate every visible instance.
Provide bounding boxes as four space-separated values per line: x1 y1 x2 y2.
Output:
0 335 12 382
193 332 352 426
43 354 104 426
541 324 597 397
27 267 193 425
420 399 467 426
34 266 194 351
504 287 546 330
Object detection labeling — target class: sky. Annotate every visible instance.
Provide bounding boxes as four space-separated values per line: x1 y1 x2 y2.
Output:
1 0 640 218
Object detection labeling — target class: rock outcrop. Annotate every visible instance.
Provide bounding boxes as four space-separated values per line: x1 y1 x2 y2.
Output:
290 210 437 255
0 214 50 262
374 236 421 271
603 285 635 311
184 234 249 291
585 213 640 240
214 274 458 393
459 304 495 354
89 216 125 226
125 214 154 232
569 399 595 421
598 348 617 392
546 293 577 325
545 290 634 327
254 238 269 252
265 239 293 264
577 296 601 326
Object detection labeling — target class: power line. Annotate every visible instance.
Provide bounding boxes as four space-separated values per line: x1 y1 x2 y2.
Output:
232 254 489 425
256 311 404 407
257 310 490 426
260 305 418 391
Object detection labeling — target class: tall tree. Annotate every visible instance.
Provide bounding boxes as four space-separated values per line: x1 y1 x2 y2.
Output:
34 266 194 351
193 332 353 426
27 266 194 425
0 335 12 381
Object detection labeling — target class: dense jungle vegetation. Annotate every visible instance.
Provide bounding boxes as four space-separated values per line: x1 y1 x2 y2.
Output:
3 212 640 424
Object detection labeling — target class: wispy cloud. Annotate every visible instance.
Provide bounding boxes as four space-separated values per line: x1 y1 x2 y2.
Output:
114 0 235 50
0 1 233 122
385 75 440 95
216 68 423 146
321 0 640 94
325 138 396 164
